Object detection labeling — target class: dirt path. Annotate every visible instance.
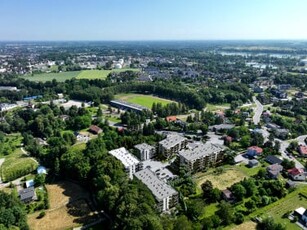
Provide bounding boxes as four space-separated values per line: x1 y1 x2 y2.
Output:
0 158 5 183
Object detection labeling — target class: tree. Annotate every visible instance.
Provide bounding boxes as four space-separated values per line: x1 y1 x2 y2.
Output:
216 201 234 225
231 184 246 201
34 174 46 187
173 216 192 230
186 199 203 221
281 159 295 170
201 180 213 200
257 217 286 230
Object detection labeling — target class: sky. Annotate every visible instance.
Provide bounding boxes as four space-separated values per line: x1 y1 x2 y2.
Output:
1 0 307 41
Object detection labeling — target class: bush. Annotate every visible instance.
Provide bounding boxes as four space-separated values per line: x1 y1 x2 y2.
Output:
37 211 46 219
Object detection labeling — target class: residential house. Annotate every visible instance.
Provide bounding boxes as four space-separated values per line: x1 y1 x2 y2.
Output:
246 146 263 157
134 143 156 161
222 189 235 202
89 125 102 135
109 147 143 179
266 164 283 179
274 128 289 140
209 124 235 133
134 168 178 212
248 159 259 168
265 155 283 165
19 187 36 203
288 168 306 181
178 142 225 172
158 135 188 159
298 145 307 158
165 116 177 122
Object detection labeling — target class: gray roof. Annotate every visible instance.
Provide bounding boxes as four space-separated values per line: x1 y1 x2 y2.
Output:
109 147 140 168
179 142 224 161
110 100 147 111
135 143 155 152
209 124 235 130
159 135 186 150
19 187 35 201
134 168 177 201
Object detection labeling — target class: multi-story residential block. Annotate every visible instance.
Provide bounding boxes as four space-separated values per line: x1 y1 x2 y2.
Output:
134 143 156 161
178 142 225 172
109 147 143 179
158 135 187 159
134 168 178 212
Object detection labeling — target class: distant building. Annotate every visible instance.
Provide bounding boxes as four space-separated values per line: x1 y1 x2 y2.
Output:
178 142 224 172
109 147 143 179
158 135 188 159
274 128 289 140
266 164 283 179
222 189 235 202
25 179 34 188
19 187 36 203
288 168 306 181
248 159 259 168
0 86 18 91
134 143 156 161
110 100 148 113
209 124 235 133
134 168 178 212
89 125 102 135
165 116 177 122
246 146 263 157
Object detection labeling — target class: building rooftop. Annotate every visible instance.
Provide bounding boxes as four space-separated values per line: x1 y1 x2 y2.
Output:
135 143 155 152
109 147 140 168
134 168 177 201
159 135 187 150
110 100 147 112
179 142 224 161
18 187 35 202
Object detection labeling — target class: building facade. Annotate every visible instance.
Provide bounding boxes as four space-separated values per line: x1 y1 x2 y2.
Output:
158 135 188 159
134 143 156 161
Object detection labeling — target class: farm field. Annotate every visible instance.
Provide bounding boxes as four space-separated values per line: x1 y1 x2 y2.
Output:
0 148 38 182
28 181 98 230
21 68 139 82
115 93 174 109
249 185 307 230
194 167 248 191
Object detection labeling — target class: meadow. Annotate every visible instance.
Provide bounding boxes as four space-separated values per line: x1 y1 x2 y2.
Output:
21 68 139 82
115 93 174 109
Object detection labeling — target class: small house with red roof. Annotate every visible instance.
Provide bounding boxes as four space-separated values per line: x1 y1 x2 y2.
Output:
288 168 306 181
89 125 102 135
246 146 263 157
298 145 307 158
166 116 177 122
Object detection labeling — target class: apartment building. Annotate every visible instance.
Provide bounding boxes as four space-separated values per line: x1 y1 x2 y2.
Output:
158 135 188 159
134 143 156 161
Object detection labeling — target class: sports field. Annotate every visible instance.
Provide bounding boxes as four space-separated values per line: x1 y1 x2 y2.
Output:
21 68 139 82
114 93 174 109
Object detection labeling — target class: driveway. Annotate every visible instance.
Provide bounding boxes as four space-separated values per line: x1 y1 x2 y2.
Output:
252 96 263 125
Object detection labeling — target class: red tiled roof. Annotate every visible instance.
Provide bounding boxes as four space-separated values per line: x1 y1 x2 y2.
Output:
248 146 263 154
288 168 305 176
89 125 102 134
166 116 177 122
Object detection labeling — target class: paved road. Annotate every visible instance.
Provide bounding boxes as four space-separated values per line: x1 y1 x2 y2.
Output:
252 96 263 125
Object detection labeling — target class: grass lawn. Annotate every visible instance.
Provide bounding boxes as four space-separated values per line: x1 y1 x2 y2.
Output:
115 93 174 109
194 167 248 191
236 164 263 177
21 68 140 82
71 143 87 151
1 149 38 182
21 71 81 82
28 181 98 230
249 185 307 230
0 133 23 157
200 203 219 219
206 103 230 112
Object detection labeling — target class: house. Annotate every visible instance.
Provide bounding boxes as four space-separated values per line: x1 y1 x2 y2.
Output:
89 125 102 135
165 116 177 122
178 142 225 172
209 124 235 133
134 168 178 212
224 136 233 146
222 189 235 202
19 187 36 203
274 129 289 140
246 146 263 157
37 166 47 175
288 168 306 181
298 145 307 158
158 135 187 159
286 180 296 188
109 147 143 179
25 179 34 188
302 210 307 224
266 164 283 179
248 159 259 168
134 143 156 161
265 155 283 165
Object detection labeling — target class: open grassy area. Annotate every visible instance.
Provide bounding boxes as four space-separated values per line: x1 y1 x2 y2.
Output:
115 93 174 109
0 133 23 157
236 164 264 177
249 185 307 230
206 103 230 112
200 203 219 219
28 181 98 230
229 221 257 230
1 149 38 182
21 68 139 82
194 167 248 191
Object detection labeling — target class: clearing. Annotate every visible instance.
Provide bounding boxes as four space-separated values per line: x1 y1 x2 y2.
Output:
21 68 139 82
194 167 248 191
115 93 174 109
28 181 99 230
206 103 230 112
229 221 257 230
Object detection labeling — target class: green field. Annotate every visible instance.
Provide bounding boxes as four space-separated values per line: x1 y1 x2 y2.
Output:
21 68 139 82
1 149 38 182
115 93 174 109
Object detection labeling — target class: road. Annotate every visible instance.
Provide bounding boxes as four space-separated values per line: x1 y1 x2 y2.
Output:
252 96 263 125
